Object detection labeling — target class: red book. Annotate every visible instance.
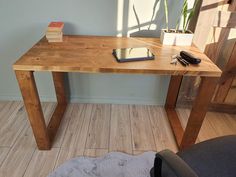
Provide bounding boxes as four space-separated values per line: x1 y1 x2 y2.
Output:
47 22 64 31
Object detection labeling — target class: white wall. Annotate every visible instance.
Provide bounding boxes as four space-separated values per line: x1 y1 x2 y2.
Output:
0 0 191 105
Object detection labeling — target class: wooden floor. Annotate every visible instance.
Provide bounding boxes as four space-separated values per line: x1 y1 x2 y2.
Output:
0 101 236 177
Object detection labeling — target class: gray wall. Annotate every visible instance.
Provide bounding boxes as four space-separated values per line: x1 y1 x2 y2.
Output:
0 0 185 105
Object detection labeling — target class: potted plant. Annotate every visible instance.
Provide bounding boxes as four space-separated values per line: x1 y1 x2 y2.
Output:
160 0 198 46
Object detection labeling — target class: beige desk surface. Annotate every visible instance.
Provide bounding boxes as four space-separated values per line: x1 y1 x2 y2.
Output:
13 35 221 77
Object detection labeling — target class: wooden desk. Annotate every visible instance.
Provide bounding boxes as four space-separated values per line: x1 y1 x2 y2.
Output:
13 35 221 150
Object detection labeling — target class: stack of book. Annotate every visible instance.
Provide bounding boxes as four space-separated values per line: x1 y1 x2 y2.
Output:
46 22 64 42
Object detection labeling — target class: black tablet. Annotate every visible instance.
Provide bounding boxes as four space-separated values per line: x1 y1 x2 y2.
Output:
112 47 155 62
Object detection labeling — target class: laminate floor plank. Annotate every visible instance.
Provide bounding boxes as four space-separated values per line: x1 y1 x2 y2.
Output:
0 102 20 126
147 106 178 152
129 105 156 151
133 150 147 155
0 102 19 118
86 104 111 149
55 104 93 167
0 103 54 177
42 102 56 125
0 101 10 110
0 148 9 167
208 112 236 135
84 149 109 157
0 125 36 177
23 148 60 177
224 113 236 131
109 104 132 154
51 103 72 148
0 101 236 177
0 102 27 147
177 108 216 143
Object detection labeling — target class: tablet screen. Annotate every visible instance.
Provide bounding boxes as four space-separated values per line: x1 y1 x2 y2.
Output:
113 47 155 62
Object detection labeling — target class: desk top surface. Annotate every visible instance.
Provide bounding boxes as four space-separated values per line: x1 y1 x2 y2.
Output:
13 35 221 77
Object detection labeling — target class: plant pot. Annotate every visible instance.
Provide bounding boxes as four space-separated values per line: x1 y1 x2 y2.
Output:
160 29 194 46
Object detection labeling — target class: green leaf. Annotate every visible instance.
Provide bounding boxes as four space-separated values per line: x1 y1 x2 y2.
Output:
164 0 169 31
185 9 194 30
182 0 188 33
185 0 199 31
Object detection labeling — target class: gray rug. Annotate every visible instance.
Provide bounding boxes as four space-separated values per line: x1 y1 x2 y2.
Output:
48 152 155 177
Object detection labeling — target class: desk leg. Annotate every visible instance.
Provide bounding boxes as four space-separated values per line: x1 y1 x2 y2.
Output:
180 77 218 149
165 76 218 150
165 75 184 146
15 70 51 149
47 72 68 142
15 71 68 150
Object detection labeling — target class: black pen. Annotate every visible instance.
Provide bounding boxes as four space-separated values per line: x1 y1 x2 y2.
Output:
176 56 189 65
180 58 190 66
176 56 187 67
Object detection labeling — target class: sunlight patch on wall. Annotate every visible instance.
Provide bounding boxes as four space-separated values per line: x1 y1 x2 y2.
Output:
117 0 124 37
116 0 195 38
128 0 161 36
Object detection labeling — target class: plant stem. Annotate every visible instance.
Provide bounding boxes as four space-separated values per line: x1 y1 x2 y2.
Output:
175 0 185 32
164 0 169 32
182 0 188 33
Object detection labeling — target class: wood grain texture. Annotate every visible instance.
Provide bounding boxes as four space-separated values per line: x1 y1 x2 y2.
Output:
55 104 93 167
206 2 236 104
13 36 221 77
109 105 132 154
214 41 236 102
129 105 156 151
84 149 109 157
0 102 20 128
0 121 36 177
0 148 9 167
176 108 218 142
147 106 178 152
213 11 236 28
205 27 233 64
225 78 236 103
52 72 67 105
193 0 224 51
60 104 88 150
0 101 8 110
0 102 27 147
1 101 236 176
47 72 68 143
23 148 60 177
14 71 68 150
165 75 184 148
228 0 236 11
86 104 111 149
207 112 236 135
165 108 184 148
179 0 236 111
15 70 51 150
0 103 56 177
180 77 218 149
51 102 70 148
13 35 222 151
47 103 67 143
165 75 183 109
214 78 234 102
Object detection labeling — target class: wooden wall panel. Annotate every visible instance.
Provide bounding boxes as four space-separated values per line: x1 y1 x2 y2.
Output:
178 0 236 112
225 77 236 103
193 0 223 51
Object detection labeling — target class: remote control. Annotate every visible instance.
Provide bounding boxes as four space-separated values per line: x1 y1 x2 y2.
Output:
180 51 201 64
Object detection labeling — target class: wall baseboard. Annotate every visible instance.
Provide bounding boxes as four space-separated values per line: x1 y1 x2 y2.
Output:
0 95 165 106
